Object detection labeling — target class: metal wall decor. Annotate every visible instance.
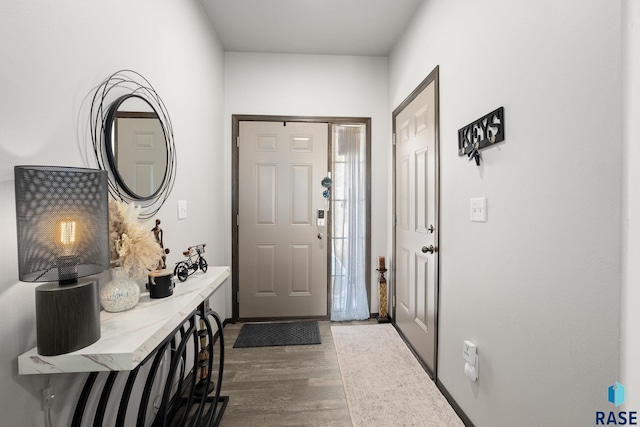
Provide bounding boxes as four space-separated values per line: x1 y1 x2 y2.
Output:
89 69 176 219
458 106 505 165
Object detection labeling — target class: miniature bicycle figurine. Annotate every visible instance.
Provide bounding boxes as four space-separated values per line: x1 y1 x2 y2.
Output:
174 244 208 282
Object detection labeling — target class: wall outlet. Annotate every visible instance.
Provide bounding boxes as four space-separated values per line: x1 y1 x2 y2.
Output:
463 340 477 364
463 341 478 381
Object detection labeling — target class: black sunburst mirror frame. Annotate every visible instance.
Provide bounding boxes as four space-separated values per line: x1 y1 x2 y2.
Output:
89 70 176 220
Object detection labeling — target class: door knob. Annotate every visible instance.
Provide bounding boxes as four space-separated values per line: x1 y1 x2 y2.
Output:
421 245 435 254
317 233 323 240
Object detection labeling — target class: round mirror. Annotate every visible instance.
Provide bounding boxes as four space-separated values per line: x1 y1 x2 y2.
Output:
89 70 176 220
104 95 168 200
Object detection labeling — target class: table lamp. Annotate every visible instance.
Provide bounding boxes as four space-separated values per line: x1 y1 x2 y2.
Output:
14 166 110 356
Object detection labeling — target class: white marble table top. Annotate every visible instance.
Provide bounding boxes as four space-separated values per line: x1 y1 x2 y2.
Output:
18 266 230 375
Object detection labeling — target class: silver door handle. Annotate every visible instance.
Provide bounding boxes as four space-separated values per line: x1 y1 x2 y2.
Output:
317 233 323 240
421 245 435 254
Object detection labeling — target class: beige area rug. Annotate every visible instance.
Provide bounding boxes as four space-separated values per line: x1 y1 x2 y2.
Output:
332 324 464 427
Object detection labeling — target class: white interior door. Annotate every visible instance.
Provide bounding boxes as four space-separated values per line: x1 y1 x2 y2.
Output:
238 121 329 318
116 117 166 197
394 75 439 373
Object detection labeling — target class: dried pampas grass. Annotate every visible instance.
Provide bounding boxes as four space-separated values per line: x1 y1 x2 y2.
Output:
109 200 164 279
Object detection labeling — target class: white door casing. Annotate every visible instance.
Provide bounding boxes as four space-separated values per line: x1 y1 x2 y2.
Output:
238 121 329 318
394 70 439 374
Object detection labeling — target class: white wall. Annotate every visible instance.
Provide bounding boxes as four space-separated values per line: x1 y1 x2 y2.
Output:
389 1 622 426
224 52 389 313
0 1 227 425
622 0 640 411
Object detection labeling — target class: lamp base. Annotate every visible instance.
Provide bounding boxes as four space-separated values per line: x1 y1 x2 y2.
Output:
35 278 101 356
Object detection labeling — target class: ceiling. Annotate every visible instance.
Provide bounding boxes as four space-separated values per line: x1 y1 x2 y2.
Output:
200 0 423 56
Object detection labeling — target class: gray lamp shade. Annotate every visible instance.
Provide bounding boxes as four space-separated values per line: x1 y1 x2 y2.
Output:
14 165 109 355
14 165 110 283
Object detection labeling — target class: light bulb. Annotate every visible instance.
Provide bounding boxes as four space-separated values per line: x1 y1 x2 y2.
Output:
60 220 76 245
58 220 79 283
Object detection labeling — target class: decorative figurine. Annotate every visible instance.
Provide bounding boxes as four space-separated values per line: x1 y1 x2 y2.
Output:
148 218 174 298
151 219 170 270
174 244 208 282
376 256 390 323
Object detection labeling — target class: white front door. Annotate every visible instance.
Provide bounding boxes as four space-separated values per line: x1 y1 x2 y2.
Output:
116 117 167 198
394 71 439 374
238 121 329 318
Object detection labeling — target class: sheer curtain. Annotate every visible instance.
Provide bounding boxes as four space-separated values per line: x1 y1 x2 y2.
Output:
330 124 369 321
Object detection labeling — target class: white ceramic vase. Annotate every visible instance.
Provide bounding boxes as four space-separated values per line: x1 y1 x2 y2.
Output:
100 267 140 312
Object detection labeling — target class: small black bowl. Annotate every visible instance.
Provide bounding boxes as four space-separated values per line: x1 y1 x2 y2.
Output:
147 270 174 299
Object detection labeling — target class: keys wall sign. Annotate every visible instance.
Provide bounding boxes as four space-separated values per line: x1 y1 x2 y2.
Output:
458 106 505 165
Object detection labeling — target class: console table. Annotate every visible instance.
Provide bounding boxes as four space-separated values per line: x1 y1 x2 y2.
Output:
19 266 230 427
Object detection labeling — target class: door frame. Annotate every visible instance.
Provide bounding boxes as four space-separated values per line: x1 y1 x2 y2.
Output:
231 114 372 322
391 66 440 377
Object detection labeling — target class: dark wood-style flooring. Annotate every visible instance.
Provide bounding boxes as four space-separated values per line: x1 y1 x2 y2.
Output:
218 320 375 427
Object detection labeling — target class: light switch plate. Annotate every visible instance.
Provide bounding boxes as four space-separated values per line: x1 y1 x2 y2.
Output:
470 197 487 222
178 200 188 220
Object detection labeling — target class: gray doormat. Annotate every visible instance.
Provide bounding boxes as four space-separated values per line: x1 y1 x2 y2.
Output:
233 321 321 348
